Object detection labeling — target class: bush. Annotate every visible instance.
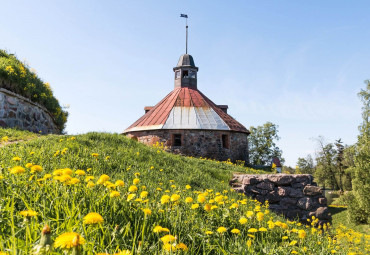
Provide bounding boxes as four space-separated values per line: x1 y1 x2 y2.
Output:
0 49 68 132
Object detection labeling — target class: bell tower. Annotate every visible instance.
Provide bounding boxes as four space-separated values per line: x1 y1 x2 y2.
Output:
173 54 198 89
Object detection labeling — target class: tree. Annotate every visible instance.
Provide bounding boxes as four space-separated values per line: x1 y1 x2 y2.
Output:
348 80 370 224
248 122 284 165
296 154 315 175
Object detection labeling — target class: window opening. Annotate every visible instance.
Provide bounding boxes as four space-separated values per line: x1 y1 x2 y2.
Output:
182 70 188 78
173 134 182 146
175 71 181 79
189 70 196 79
222 134 229 149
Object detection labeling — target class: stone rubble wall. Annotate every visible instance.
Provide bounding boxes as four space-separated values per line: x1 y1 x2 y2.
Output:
125 129 249 162
0 88 59 134
230 174 331 224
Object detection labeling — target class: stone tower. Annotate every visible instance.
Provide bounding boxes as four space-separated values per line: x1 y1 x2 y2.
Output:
123 53 250 162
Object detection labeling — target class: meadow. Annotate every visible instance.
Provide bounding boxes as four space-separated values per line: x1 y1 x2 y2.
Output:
0 129 369 254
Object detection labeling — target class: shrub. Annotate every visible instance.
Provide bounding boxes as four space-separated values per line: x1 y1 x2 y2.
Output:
0 49 68 132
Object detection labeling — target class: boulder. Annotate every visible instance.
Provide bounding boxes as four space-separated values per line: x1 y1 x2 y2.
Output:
256 181 274 191
297 197 315 210
268 175 294 185
303 185 323 196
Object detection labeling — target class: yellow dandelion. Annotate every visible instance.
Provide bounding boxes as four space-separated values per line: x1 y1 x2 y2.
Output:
142 208 152 216
25 163 33 168
176 243 188 251
128 185 138 192
197 194 206 203
62 168 73 175
140 191 148 198
185 197 193 203
161 195 171 204
161 235 177 244
170 194 181 202
298 229 306 239
115 180 125 187
110 191 120 198
86 181 95 188
231 228 240 234
54 232 85 249
248 228 258 233
91 153 99 158
239 217 248 225
83 212 104 224
19 210 37 217
259 227 267 232
204 204 212 212
12 156 21 161
163 243 176 252
191 203 199 209
185 185 191 189
256 212 264 221
205 230 213 235
246 211 254 218
10 166 25 174
75 170 86 176
217 227 227 234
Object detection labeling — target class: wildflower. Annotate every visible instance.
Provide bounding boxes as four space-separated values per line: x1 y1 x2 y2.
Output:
30 165 43 173
246 211 254 218
256 212 264 221
214 195 223 203
133 178 140 185
248 228 258 233
30 151 35 155
161 195 170 204
110 191 120 198
105 156 110 160
231 229 240 234
205 231 213 235
54 232 85 249
142 208 152 216
291 251 298 254
163 243 177 252
53 169 63 176
12 156 21 161
83 212 104 224
10 166 26 174
153 226 163 233
114 250 131 255
289 240 298 246
115 180 125 187
91 153 99 158
204 204 212 212
128 185 138 192
259 227 267 232
161 235 177 244
62 168 73 175
298 229 306 239
127 194 136 201
75 170 86 176
170 194 180 202
19 210 37 217
97 174 110 184
85 176 94 182
239 217 248 225
185 185 191 189
69 178 80 185
176 243 188 251
87 181 95 188
217 227 227 234
191 203 199 209
140 191 148 198
185 197 193 203
44 174 52 179
267 220 275 229
197 194 206 203
25 163 33 168
247 239 252 249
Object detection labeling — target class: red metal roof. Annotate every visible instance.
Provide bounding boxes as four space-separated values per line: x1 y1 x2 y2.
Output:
124 87 249 133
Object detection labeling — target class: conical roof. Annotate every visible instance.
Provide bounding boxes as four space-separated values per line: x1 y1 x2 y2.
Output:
177 54 196 67
123 87 249 133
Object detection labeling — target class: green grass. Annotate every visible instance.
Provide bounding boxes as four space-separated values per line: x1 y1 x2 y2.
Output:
0 127 39 143
0 131 368 254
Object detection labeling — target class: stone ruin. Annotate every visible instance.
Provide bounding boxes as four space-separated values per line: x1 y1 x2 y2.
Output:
230 174 331 224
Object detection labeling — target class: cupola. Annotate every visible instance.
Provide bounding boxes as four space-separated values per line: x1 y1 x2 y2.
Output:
173 54 198 89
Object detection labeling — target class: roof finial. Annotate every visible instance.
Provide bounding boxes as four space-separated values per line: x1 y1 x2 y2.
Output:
180 14 188 54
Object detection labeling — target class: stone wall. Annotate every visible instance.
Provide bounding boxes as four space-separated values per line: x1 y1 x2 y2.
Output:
0 88 59 134
230 174 331 224
125 129 249 162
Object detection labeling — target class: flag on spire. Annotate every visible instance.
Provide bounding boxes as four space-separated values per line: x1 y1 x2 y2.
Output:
180 14 188 18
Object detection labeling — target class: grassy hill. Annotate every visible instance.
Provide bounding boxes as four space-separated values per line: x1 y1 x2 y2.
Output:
0 129 368 254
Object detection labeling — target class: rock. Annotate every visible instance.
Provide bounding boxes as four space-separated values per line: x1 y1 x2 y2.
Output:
315 207 332 220
277 186 290 196
281 197 297 206
297 197 314 210
242 176 262 185
303 185 323 196
289 188 304 198
318 197 327 205
269 175 294 185
245 186 268 195
256 181 274 191
6 96 16 105
0 120 7 127
266 191 281 203
286 210 302 220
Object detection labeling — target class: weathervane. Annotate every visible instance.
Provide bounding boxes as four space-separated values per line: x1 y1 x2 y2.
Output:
180 14 188 54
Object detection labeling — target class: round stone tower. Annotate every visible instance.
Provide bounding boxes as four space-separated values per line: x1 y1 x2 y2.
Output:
123 54 250 162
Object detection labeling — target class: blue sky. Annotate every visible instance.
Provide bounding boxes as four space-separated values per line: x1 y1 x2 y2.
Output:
1 1 369 166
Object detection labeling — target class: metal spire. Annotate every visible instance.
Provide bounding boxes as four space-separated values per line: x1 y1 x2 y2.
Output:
180 14 188 54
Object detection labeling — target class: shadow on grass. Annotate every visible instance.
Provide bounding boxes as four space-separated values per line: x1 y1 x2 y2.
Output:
328 206 347 216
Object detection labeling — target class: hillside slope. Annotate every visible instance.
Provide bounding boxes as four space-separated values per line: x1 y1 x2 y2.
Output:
0 132 368 254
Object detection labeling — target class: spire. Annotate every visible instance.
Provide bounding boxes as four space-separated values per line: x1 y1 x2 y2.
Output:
180 14 188 54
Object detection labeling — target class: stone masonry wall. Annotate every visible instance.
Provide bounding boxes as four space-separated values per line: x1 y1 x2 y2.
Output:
230 174 331 224
0 88 59 134
125 129 249 162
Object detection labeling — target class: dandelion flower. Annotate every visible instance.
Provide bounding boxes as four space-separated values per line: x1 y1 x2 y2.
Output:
87 181 95 188
217 227 227 234
110 191 120 198
204 204 212 212
127 194 136 201
239 217 248 225
259 227 267 232
128 185 138 192
248 228 258 233
75 170 85 176
191 203 199 209
231 229 240 234
91 153 99 158
298 229 306 239
10 166 26 174
163 243 176 252
185 197 193 203
19 210 37 217
25 163 33 168
289 240 298 246
115 180 125 187
140 191 148 198
176 243 188 251
246 211 254 218
12 156 21 161
161 195 170 204
161 235 176 244
185 185 191 189
205 231 213 235
133 178 140 185
170 194 180 202
54 232 85 249
83 212 104 224
142 208 152 216
153 226 163 233
256 212 264 221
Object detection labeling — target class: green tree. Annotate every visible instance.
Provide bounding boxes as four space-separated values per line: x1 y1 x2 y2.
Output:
348 80 370 224
296 154 315 175
248 122 284 165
